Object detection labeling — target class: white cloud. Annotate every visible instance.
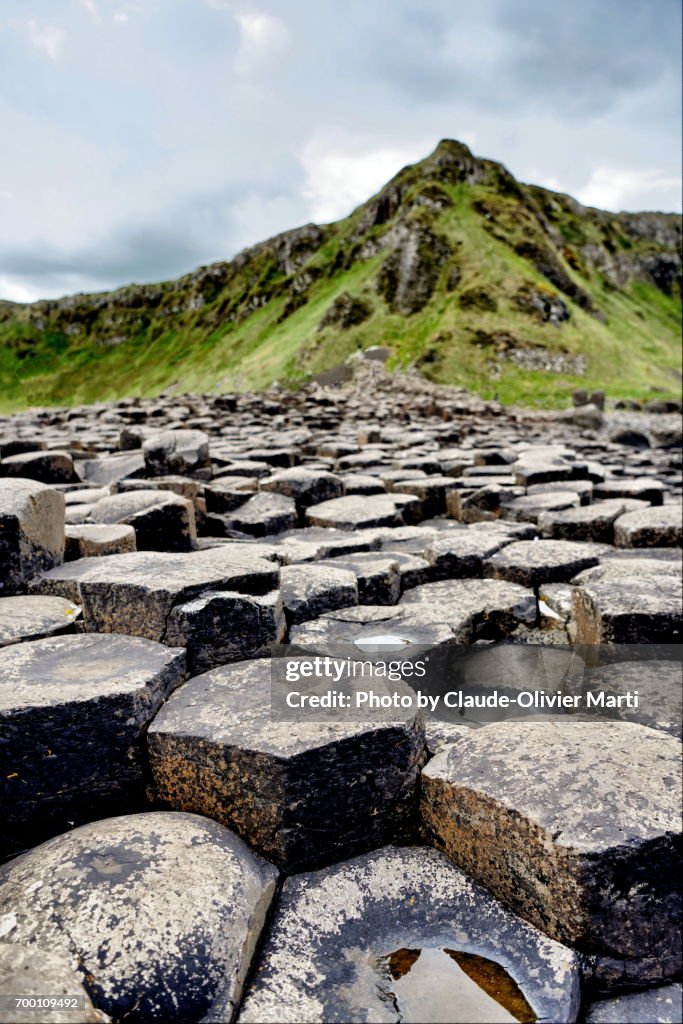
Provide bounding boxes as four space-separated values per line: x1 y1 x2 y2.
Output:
234 12 289 74
81 0 101 21
0 277 39 303
578 166 682 212
300 139 428 223
27 20 65 60
113 11 129 24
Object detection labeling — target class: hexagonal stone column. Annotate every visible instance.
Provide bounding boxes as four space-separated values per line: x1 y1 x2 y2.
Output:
0 812 277 1024
572 558 682 643
148 658 426 872
421 721 682 987
89 490 197 552
0 634 186 853
400 577 537 641
65 522 137 559
0 479 65 595
614 506 683 548
0 595 81 647
238 846 580 1024
484 539 607 587
31 548 278 642
142 428 211 478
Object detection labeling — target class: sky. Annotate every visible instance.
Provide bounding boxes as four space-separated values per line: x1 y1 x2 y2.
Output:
0 0 681 302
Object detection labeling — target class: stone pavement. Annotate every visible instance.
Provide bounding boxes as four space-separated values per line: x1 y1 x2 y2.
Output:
1 364 681 1022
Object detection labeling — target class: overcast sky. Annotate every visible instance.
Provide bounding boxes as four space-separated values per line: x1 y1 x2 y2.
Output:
1 0 681 302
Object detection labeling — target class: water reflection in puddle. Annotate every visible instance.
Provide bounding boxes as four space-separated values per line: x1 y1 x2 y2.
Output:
377 947 537 1023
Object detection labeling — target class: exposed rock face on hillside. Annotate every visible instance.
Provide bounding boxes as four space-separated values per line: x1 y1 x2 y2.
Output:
1 140 680 409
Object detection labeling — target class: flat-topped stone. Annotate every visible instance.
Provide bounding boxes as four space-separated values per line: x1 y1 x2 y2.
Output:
423 529 515 578
0 812 277 1024
306 493 420 530
594 477 665 505
484 539 607 587
572 561 682 643
280 563 358 625
585 984 682 1024
148 658 425 871
0 595 81 647
290 602 459 653
238 845 580 1024
0 634 185 851
89 490 196 551
538 499 648 543
613 505 682 548
400 578 537 640
0 450 78 484
30 547 278 641
65 522 136 559
260 467 344 510
142 428 210 478
421 720 682 987
576 660 682 737
222 492 298 536
0 478 65 595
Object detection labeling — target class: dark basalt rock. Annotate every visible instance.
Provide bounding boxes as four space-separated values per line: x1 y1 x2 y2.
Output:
148 658 426 872
421 721 682 989
0 478 65 595
0 634 186 852
0 813 277 1024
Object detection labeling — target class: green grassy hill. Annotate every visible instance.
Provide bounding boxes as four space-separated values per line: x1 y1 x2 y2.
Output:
1 139 680 411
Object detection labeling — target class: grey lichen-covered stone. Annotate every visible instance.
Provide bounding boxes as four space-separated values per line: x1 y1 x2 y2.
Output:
584 983 682 1023
423 529 514 578
65 522 136 559
400 577 537 640
484 539 607 588
421 721 682 988
290 603 459 652
237 845 581 1024
0 634 186 852
306 493 419 530
323 553 401 604
280 564 358 626
222 492 298 536
0 943 109 1023
538 499 648 543
260 467 344 511
613 505 682 548
89 490 197 552
0 812 278 1024
30 548 278 642
502 490 582 523
0 595 81 647
0 478 65 595
164 589 285 673
594 477 665 506
142 428 210 478
148 659 426 872
572 561 682 643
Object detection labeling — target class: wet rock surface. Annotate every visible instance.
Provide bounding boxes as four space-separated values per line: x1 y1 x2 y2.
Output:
238 845 581 1023
0 368 681 1021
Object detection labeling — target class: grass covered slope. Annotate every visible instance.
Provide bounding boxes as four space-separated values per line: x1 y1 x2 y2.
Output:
0 140 681 411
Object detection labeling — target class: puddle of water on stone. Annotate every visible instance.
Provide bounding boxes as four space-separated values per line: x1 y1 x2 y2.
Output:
376 947 537 1023
353 634 413 653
